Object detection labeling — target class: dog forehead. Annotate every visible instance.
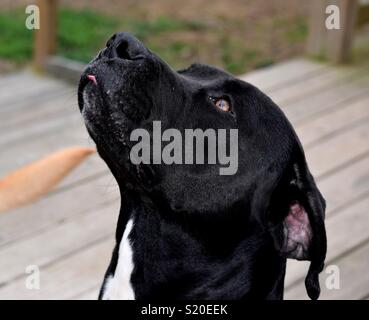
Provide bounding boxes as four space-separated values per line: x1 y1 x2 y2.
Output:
178 63 232 82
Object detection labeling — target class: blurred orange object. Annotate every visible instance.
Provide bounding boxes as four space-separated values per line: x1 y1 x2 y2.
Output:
0 146 96 213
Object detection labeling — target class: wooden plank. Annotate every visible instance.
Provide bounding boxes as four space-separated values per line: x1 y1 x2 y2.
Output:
33 0 58 70
239 58 327 92
0 72 39 90
295 93 369 146
285 195 369 290
0 90 72 129
0 97 76 132
0 78 67 109
305 119 369 177
0 125 108 204
285 240 369 299
320 196 369 261
307 0 329 59
0 80 75 120
73 287 100 300
270 65 368 105
0 145 107 196
0 90 107 190
0 120 89 176
283 74 369 124
0 239 113 299
317 155 369 214
0 99 79 143
0 171 118 247
307 0 358 63
0 74 72 113
0 80 77 131
0 112 81 147
47 154 109 191
0 201 118 286
326 0 358 63
0 74 102 186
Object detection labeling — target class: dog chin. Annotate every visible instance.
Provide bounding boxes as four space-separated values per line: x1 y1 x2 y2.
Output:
81 84 101 118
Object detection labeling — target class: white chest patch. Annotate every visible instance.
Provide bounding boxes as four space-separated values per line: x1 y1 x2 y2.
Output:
101 219 135 300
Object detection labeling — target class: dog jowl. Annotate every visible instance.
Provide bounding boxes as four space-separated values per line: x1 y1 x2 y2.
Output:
78 32 327 300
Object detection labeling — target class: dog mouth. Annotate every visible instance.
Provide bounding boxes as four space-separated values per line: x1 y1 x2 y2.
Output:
77 61 158 191
78 72 103 130
78 71 99 113
79 68 153 132
78 74 149 189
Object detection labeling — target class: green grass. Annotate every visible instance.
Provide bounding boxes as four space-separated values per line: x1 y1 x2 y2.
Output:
59 10 206 62
122 16 204 40
58 9 120 62
0 8 121 63
0 7 287 74
284 18 308 43
0 10 33 63
0 8 205 65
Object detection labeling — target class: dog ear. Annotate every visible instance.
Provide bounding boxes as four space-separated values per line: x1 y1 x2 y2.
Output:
268 152 327 300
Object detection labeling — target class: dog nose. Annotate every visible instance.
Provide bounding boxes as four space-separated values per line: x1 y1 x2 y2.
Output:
106 32 147 60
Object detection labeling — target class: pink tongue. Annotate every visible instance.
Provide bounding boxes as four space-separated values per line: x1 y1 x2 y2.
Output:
87 74 97 85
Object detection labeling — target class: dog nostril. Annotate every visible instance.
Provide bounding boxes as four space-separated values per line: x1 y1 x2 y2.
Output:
115 40 132 60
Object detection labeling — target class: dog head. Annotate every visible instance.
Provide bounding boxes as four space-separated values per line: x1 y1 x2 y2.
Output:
78 32 326 299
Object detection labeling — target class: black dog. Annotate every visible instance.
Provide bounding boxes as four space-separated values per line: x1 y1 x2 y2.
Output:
78 33 327 300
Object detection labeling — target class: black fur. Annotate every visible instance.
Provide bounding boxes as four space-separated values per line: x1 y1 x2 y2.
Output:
78 32 327 300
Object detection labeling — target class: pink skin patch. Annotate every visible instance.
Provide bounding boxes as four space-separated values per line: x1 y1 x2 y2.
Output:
282 202 312 260
87 74 97 85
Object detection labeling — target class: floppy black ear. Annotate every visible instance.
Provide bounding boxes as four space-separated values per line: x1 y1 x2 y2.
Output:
269 152 327 300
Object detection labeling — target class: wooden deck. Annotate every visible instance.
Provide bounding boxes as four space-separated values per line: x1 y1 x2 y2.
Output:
0 58 368 300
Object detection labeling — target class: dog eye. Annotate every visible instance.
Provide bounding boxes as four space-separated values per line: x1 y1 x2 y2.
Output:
210 97 231 112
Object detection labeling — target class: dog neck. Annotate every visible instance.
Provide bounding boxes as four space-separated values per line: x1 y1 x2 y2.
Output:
102 191 287 300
